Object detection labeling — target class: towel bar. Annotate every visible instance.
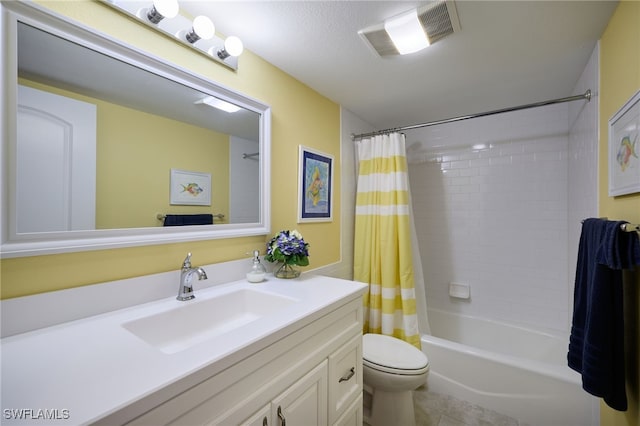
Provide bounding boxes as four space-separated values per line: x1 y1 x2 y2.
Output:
581 219 639 234
156 213 225 220
620 223 640 233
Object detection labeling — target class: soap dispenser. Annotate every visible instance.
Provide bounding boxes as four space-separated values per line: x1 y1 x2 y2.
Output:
246 250 266 283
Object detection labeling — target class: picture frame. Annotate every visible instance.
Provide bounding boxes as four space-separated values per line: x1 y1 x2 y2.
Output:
608 89 640 196
298 146 333 222
170 169 211 206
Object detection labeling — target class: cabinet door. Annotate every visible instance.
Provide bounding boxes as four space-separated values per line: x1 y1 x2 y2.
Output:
328 334 362 424
271 361 328 426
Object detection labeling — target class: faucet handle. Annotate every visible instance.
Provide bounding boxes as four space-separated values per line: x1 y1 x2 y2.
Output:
182 252 192 269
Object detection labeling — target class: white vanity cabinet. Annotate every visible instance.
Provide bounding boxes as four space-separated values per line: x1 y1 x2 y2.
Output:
2 275 367 425
125 297 363 426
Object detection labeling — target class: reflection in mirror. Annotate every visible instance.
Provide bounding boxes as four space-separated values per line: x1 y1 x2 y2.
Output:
18 22 260 231
1 2 271 257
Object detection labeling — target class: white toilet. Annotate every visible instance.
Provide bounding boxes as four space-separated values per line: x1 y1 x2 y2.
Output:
362 333 429 426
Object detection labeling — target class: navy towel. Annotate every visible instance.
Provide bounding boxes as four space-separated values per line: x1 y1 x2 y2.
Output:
163 214 213 226
568 218 640 411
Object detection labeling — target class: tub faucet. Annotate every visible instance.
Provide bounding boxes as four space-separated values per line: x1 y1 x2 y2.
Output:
177 253 208 301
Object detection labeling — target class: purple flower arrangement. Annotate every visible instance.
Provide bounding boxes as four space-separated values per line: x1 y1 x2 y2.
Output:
265 229 310 266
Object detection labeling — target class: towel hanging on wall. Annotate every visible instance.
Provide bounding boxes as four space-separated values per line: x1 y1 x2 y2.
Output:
568 218 640 411
162 214 213 226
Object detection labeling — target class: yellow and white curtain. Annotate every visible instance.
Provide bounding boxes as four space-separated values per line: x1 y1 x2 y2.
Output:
354 132 420 348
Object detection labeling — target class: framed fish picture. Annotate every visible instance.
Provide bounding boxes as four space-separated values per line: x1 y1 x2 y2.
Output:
298 146 333 223
609 89 640 196
170 169 211 206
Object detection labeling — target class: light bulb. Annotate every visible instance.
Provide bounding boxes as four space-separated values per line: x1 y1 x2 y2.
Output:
186 16 215 43
146 0 178 24
224 36 244 57
216 36 244 60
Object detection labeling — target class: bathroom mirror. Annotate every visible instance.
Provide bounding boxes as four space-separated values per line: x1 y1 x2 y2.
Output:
0 2 271 258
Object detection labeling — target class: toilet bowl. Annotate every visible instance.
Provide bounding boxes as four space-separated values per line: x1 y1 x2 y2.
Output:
362 333 429 426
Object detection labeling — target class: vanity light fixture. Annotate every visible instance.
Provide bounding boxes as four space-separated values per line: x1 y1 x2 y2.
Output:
384 9 429 55
185 16 215 44
145 0 179 24
194 96 241 113
216 36 244 60
102 0 243 70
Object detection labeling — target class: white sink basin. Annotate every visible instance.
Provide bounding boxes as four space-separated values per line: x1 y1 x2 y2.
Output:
123 289 298 354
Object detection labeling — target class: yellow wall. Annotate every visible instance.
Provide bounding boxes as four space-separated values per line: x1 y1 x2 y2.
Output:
97 102 229 228
20 79 230 229
0 1 341 299
598 2 640 425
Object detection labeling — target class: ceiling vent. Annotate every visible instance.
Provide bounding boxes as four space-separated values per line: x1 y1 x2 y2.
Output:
358 1 460 57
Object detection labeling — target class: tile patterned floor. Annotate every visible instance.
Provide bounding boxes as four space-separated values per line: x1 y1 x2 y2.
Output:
413 386 529 426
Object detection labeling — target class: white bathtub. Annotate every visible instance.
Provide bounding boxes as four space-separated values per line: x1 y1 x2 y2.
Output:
422 308 599 426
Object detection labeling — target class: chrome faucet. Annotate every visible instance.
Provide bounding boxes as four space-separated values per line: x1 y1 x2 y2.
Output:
177 253 208 301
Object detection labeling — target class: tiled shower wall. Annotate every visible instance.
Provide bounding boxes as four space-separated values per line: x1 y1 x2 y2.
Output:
567 45 599 320
406 44 598 334
407 106 571 332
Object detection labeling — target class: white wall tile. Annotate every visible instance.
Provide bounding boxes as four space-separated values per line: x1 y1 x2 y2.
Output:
408 102 573 333
567 44 599 326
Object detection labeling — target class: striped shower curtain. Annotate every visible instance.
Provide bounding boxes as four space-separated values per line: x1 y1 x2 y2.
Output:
354 133 421 348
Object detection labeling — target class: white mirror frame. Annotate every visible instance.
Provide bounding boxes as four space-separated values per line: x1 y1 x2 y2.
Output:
0 1 271 258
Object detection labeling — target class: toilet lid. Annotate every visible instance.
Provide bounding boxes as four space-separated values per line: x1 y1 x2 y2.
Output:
363 333 429 375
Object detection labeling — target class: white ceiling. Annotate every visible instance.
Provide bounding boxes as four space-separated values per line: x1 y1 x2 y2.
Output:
182 0 618 130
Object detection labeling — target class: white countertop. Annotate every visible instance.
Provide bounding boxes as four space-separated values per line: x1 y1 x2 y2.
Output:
0 274 366 425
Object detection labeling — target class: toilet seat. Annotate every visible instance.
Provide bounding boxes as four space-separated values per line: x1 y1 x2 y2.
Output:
363 333 429 376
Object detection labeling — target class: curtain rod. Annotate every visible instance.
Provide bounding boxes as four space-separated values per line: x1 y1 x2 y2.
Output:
351 89 592 140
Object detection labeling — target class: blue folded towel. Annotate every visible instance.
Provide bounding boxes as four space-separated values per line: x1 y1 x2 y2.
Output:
596 221 640 270
568 218 640 411
163 214 213 226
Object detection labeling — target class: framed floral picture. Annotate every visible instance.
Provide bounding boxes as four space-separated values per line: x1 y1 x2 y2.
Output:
609 89 640 196
170 169 211 205
298 146 333 222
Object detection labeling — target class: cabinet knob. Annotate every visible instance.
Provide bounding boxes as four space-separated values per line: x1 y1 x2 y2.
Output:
338 367 355 383
277 406 286 426
263 416 268 426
